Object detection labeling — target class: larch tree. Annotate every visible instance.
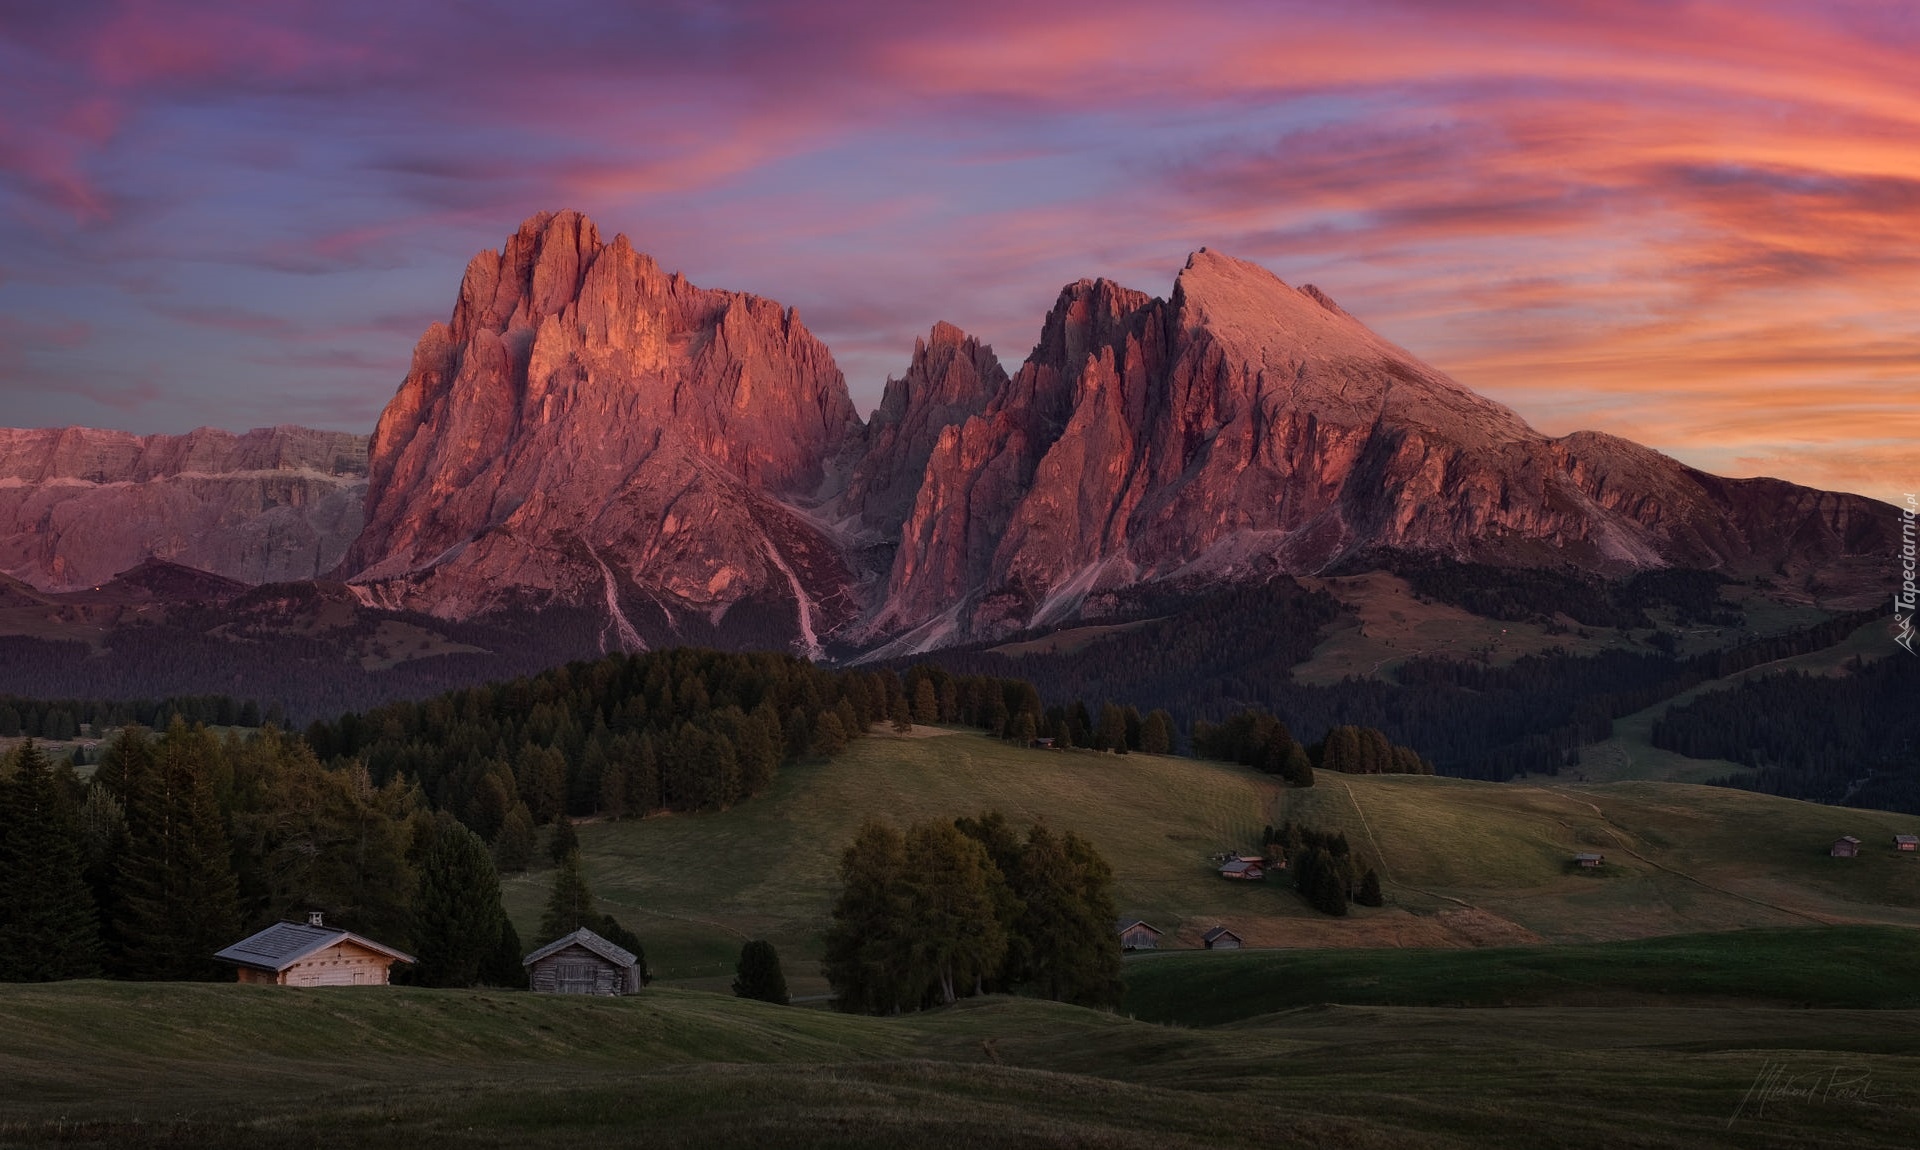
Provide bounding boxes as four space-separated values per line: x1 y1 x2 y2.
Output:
539 849 597 944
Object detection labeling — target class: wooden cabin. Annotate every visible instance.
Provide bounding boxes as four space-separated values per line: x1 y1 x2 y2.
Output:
1896 835 1918 852
1573 852 1605 868
1218 858 1265 881
1116 919 1163 950
1830 836 1862 858
214 913 414 986
1201 926 1242 950
524 927 641 996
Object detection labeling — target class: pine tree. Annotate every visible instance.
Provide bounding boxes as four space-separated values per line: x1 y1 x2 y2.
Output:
113 721 240 980
809 712 848 757
482 915 529 988
889 694 913 734
412 820 506 988
732 939 790 1004
1281 742 1315 788
0 741 102 980
539 849 596 944
1097 704 1129 753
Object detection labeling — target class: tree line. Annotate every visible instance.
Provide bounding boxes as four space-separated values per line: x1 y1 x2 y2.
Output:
823 811 1123 1013
1193 708 1434 787
1653 654 1920 815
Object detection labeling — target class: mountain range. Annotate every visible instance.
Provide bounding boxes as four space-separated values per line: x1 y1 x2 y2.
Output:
0 210 1895 663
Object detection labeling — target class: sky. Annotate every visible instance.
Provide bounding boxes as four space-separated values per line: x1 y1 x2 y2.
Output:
1 0 1915 504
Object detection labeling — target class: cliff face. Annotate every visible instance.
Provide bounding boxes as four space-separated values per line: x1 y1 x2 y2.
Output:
6 224 1893 658
0 425 367 591
338 210 864 653
856 250 1894 649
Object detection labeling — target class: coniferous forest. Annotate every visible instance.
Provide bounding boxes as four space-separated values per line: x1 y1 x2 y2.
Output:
1653 654 1920 814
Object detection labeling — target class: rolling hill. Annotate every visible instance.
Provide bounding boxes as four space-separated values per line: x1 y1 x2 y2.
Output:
504 727 1920 995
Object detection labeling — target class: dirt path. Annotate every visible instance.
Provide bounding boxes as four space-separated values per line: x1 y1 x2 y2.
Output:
1563 792 1836 925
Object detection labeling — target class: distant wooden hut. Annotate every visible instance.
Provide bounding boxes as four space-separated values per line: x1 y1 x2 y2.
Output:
1895 834 1918 852
214 912 414 986
1116 919 1163 950
1830 836 1862 858
524 928 641 995
1201 926 1242 950
1573 852 1605 868
1218 858 1265 881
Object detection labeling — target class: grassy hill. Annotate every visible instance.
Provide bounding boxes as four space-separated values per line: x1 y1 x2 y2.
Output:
505 728 1920 993
4 979 1918 1148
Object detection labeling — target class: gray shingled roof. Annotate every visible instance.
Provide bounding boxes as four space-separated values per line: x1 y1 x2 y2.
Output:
213 921 415 972
1201 926 1241 944
522 927 637 969
1115 919 1161 934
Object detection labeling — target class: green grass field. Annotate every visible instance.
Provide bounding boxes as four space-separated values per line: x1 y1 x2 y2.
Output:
509 729 1920 993
1122 926 1920 1024
3 978 1917 1148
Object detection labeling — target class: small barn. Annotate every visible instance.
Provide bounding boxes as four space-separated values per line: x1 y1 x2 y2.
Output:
524 927 641 996
1201 926 1242 950
214 913 414 986
1218 858 1265 881
1896 835 1918 852
1116 919 1163 950
1573 852 1605 868
1831 836 1862 858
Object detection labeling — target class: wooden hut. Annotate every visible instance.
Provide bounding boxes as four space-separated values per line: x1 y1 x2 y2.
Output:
214 912 414 986
1830 836 1862 858
1573 852 1605 868
524 927 641 995
1115 919 1163 950
1218 858 1265 881
1896 834 1918 852
1201 926 1243 950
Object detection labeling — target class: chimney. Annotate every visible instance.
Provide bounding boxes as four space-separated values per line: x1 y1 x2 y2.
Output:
307 911 324 928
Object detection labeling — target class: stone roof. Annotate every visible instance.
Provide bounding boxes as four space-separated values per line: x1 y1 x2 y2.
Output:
522 927 637 969
214 921 415 972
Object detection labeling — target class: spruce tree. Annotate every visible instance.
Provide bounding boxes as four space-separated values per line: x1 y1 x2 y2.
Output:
732 939 790 1004
539 849 596 944
113 721 240 980
0 741 102 980
412 820 506 988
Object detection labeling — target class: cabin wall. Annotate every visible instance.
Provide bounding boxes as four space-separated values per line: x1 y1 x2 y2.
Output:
281 941 395 987
528 945 629 995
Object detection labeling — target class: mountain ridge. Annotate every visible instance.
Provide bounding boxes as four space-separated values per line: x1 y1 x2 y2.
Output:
0 211 1896 661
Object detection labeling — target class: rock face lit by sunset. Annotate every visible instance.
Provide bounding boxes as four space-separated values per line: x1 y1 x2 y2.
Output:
0 0 1912 504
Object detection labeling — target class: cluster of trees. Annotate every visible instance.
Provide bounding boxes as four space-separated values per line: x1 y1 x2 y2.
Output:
1263 822 1382 917
822 811 1122 1013
1654 655 1920 815
0 693 273 741
0 722 649 989
1194 710 1433 784
1024 701 1174 754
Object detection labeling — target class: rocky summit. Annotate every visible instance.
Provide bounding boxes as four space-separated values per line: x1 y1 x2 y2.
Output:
3 213 1897 658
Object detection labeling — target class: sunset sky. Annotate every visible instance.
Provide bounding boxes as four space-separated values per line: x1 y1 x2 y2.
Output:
1 0 1914 503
